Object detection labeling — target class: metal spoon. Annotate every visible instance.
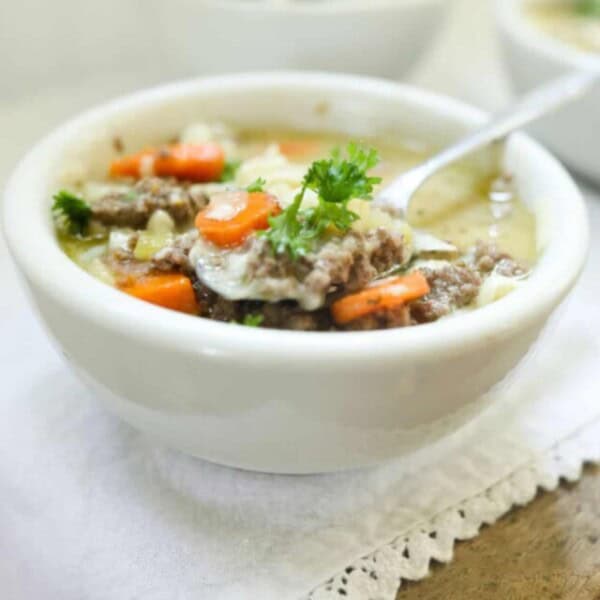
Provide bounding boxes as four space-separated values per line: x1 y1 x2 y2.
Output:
374 70 599 217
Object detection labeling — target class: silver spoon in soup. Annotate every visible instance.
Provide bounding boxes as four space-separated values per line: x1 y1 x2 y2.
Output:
375 69 599 217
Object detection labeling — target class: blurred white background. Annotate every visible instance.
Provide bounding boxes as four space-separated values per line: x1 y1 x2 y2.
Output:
0 0 511 182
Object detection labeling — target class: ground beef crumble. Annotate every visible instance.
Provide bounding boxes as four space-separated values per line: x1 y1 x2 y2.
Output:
342 305 412 331
91 177 208 228
105 214 525 330
191 286 330 330
410 264 482 324
244 227 407 306
473 240 527 277
153 230 199 276
106 254 154 286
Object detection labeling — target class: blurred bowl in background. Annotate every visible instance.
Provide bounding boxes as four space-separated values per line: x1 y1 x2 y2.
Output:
0 0 174 103
156 0 450 79
496 0 600 182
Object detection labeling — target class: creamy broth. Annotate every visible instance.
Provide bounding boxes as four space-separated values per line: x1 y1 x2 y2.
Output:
54 125 536 331
222 128 536 263
526 1 600 53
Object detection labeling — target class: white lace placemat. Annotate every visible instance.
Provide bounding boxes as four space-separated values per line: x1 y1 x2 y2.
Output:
309 412 600 600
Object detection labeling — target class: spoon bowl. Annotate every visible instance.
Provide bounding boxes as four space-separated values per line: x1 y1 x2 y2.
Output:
375 70 599 217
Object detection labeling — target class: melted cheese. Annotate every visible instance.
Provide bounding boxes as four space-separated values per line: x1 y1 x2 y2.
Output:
203 191 249 221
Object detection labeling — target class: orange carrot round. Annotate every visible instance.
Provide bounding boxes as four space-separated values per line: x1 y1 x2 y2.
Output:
195 191 281 248
331 271 430 325
278 139 321 159
109 143 225 182
120 273 199 315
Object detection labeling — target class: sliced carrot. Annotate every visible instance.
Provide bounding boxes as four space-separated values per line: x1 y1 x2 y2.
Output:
331 271 430 325
120 273 199 315
278 139 321 159
109 143 225 182
195 191 281 248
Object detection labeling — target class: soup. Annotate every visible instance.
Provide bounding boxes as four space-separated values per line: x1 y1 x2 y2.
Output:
526 0 600 53
52 123 535 331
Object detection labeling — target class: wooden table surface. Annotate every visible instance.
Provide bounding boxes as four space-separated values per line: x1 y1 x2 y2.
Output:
397 465 600 600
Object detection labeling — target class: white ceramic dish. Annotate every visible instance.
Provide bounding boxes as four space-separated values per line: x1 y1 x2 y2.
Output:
2 73 588 473
155 0 449 79
495 0 600 182
2 0 450 102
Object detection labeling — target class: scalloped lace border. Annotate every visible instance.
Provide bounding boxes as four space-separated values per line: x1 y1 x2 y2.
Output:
307 415 600 600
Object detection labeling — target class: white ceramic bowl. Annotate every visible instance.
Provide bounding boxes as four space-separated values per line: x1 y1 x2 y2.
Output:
495 0 600 182
155 0 450 79
2 73 588 473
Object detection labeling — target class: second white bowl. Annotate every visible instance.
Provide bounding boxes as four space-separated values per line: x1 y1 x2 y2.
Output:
496 0 600 182
156 0 450 79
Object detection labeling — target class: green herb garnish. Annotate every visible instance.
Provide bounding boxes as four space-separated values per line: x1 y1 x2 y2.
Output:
303 143 381 205
52 190 92 236
577 0 600 16
220 159 241 182
243 313 264 327
246 177 267 193
261 143 381 259
233 314 264 327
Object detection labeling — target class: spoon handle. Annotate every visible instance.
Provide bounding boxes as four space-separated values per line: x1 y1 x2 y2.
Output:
378 70 600 213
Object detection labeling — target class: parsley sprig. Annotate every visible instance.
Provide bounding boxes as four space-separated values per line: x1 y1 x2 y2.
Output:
241 314 264 327
220 159 241 182
262 143 381 259
52 190 92 236
246 177 266 193
577 0 600 16
232 314 264 327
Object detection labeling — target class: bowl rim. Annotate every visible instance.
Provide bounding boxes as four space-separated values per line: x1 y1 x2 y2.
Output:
2 71 589 370
495 0 600 69
197 0 444 16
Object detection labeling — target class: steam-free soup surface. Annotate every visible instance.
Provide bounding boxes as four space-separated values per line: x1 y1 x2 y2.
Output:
54 125 536 331
226 129 536 261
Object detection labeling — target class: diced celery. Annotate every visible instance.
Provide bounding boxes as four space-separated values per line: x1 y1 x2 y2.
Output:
147 209 175 234
133 232 173 261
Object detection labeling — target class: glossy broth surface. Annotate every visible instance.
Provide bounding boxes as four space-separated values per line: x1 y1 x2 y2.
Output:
526 1 600 53
60 128 537 276
239 129 537 263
